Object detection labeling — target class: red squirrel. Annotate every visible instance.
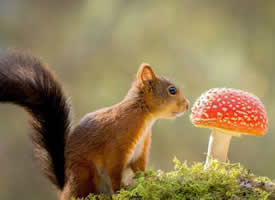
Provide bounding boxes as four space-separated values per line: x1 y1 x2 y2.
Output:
0 51 189 200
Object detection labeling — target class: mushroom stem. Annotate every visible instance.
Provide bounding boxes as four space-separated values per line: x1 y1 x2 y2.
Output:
205 129 232 168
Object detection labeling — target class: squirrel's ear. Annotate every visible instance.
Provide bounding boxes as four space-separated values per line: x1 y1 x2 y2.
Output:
137 63 156 84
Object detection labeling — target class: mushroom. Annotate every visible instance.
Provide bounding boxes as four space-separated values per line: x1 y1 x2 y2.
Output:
190 88 268 167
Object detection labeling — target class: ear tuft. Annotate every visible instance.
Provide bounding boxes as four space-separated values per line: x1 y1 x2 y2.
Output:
137 63 156 84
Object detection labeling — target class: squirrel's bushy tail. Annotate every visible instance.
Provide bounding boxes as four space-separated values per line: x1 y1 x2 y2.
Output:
0 51 71 190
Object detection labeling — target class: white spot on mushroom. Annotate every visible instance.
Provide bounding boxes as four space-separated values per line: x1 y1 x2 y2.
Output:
222 107 228 112
240 122 246 126
236 110 247 115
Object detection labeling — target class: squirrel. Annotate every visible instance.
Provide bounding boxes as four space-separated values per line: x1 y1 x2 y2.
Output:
0 50 189 200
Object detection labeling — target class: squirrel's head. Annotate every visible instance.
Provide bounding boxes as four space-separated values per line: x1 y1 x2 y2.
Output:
131 63 189 119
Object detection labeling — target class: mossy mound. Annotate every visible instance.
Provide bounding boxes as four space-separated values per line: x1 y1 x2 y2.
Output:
75 158 275 200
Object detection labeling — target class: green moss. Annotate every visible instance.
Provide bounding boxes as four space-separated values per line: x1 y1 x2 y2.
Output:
74 158 274 200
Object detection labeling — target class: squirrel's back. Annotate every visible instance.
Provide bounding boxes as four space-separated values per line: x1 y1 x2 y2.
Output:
0 51 71 190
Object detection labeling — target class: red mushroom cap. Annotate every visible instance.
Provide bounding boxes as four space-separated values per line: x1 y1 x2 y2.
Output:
190 88 268 136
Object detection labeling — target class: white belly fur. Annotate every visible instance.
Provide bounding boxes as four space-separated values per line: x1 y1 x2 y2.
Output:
126 120 155 165
123 120 155 184
122 167 134 185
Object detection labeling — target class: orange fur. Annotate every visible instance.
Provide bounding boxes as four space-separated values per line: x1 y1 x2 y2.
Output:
0 52 189 200
61 64 189 199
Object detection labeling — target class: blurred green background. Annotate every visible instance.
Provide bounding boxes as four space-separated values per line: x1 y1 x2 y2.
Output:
0 0 274 199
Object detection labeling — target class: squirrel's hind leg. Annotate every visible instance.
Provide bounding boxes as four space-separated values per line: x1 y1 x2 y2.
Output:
61 165 96 200
95 166 113 194
95 166 113 200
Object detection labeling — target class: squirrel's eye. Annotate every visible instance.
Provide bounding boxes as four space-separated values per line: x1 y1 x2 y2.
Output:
168 87 177 95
